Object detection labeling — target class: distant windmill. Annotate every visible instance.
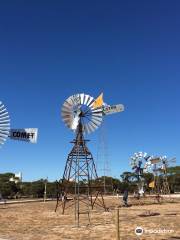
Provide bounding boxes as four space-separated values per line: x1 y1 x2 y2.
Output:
145 155 176 195
130 151 150 196
160 156 176 194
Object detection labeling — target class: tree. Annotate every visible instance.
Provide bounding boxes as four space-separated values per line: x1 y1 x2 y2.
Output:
0 173 20 198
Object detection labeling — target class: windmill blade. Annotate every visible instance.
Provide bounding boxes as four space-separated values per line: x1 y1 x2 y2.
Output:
103 104 124 115
61 98 74 128
0 103 5 109
0 132 9 139
86 96 94 107
91 116 102 126
84 124 91 134
62 120 72 128
91 108 103 114
83 112 102 129
63 119 72 128
62 104 72 111
61 109 71 116
91 112 102 118
61 112 72 119
80 93 85 105
71 94 81 106
88 98 97 108
86 122 96 133
84 94 90 105
0 116 10 121
88 120 98 130
63 101 73 109
0 128 10 132
70 94 78 106
0 121 10 126
0 111 9 118
0 108 7 114
67 96 75 106
71 113 80 130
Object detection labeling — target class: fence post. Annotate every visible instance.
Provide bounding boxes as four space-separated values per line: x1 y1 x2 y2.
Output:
116 208 120 240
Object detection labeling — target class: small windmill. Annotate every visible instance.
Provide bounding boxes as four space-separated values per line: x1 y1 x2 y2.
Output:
55 93 124 225
145 155 176 195
130 152 150 196
160 156 176 194
149 157 162 194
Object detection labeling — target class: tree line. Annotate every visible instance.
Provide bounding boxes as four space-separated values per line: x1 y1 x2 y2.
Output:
0 166 180 199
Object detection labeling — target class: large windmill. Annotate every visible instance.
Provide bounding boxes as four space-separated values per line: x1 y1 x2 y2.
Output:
55 93 124 225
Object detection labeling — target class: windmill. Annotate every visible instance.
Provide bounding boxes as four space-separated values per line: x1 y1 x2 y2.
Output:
130 151 150 196
149 157 162 194
144 155 176 195
160 156 176 194
55 93 124 225
130 151 176 197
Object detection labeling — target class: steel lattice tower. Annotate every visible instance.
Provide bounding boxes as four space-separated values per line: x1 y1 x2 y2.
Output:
55 123 107 225
96 122 113 194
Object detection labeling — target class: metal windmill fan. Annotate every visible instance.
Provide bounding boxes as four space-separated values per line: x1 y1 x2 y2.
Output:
61 93 124 134
130 152 149 173
62 93 102 134
0 101 10 147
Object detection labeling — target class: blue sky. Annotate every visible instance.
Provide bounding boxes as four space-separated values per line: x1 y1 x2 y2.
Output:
0 1 180 181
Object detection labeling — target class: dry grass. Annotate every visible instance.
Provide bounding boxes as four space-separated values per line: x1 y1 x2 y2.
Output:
0 196 180 240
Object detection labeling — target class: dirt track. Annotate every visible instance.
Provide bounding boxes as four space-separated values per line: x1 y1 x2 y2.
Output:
0 196 180 240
